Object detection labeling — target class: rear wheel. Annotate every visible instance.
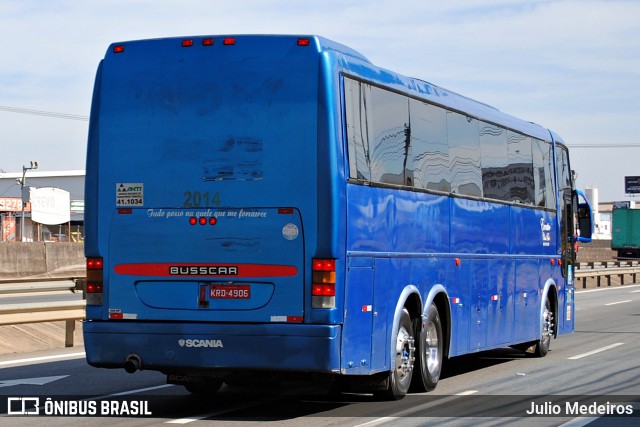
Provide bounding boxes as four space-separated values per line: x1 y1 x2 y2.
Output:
377 308 415 400
410 303 443 392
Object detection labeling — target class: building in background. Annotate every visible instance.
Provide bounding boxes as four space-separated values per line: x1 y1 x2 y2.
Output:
0 170 84 242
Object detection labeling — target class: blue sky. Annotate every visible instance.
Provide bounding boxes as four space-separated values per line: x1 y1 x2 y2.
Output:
1 0 639 202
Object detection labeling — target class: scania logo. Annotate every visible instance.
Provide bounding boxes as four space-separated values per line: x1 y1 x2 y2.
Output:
178 339 224 348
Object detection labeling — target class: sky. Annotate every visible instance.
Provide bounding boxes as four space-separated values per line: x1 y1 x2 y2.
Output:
1 0 639 202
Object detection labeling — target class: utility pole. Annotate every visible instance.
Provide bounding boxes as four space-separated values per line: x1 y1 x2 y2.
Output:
19 161 38 242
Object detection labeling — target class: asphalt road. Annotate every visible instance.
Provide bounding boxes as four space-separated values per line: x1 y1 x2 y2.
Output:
1 284 639 426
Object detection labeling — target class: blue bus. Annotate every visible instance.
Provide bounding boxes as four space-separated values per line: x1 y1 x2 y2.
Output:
84 35 592 399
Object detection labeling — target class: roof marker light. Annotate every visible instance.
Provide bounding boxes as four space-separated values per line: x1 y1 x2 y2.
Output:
113 45 125 54
223 37 236 46
202 38 214 46
297 38 310 46
182 39 194 47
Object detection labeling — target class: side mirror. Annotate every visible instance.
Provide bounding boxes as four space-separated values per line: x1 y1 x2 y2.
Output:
574 189 593 243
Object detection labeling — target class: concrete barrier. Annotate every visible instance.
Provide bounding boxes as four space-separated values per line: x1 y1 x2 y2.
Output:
0 242 85 279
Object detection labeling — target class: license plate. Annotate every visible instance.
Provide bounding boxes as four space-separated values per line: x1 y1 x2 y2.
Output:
209 284 250 299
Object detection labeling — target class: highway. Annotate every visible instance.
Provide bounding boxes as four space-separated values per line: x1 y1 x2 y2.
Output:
1 284 639 426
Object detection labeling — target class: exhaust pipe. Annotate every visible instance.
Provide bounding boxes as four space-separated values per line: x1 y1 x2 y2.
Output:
124 354 142 374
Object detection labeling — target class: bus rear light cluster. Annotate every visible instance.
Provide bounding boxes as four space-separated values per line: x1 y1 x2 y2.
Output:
189 217 217 226
312 258 336 308
86 257 104 306
115 37 311 54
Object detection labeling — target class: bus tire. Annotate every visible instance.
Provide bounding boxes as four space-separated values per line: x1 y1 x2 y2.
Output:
377 308 415 400
532 295 553 357
410 303 443 392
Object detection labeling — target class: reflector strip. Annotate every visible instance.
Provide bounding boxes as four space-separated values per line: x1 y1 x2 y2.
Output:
270 315 303 323
491 295 499 301
114 263 298 278
452 297 461 304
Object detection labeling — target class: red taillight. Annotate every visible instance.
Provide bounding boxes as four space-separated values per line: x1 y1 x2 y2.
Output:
86 257 104 305
313 258 336 272
312 258 336 306
113 45 125 53
86 282 103 293
189 216 217 225
181 39 194 47
297 38 310 46
87 257 103 270
223 37 236 46
312 283 335 296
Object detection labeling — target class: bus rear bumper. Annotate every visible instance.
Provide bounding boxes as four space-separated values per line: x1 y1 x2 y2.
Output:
83 321 342 373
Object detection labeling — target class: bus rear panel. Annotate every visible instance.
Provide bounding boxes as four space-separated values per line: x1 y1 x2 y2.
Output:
84 36 345 376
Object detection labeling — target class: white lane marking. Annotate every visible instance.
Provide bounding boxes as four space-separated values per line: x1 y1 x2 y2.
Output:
165 394 285 424
353 417 398 427
0 351 86 368
104 384 175 397
578 284 640 294
352 392 478 427
456 390 478 395
568 343 624 360
605 300 632 306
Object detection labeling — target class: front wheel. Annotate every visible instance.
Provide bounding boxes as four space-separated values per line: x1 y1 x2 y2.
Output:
410 303 443 392
376 308 415 400
532 295 554 357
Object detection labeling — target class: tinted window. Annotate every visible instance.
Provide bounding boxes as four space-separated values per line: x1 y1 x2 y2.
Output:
447 112 482 197
507 131 534 204
345 78 372 180
344 76 555 209
532 138 555 208
368 86 411 185
480 122 508 200
408 99 450 192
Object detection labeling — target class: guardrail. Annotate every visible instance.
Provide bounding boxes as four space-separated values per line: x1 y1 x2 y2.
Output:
575 261 640 289
0 277 86 347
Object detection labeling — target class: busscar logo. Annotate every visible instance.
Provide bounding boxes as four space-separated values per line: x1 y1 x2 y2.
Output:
169 266 238 276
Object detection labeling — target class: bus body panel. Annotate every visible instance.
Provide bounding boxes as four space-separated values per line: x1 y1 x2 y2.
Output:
86 36 322 325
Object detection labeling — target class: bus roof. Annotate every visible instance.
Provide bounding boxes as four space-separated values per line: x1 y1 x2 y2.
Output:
104 34 558 143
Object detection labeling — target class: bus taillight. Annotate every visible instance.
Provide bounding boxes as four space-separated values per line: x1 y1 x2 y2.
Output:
86 257 104 306
312 258 336 308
